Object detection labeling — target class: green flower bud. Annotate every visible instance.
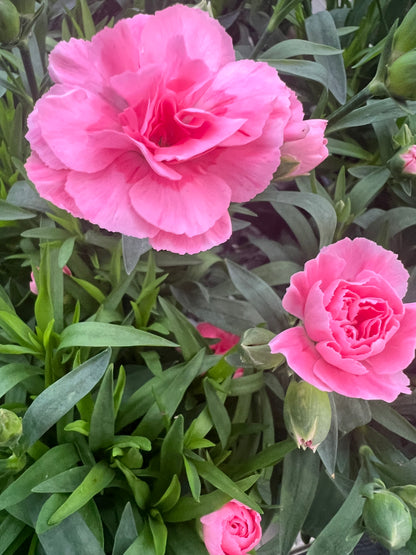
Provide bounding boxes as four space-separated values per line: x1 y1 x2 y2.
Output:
283 380 331 452
0 0 20 44
363 490 413 551
392 4 416 60
241 328 285 370
386 50 416 100
11 0 35 14
0 409 22 448
392 485 416 510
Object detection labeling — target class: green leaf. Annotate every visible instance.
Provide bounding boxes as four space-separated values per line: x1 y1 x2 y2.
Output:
159 297 204 360
79 0 95 39
166 522 208 555
21 349 112 448
265 59 329 88
0 312 42 353
307 468 366 555
38 508 105 555
228 437 296 479
48 461 115 526
203 379 231 450
58 323 177 350
133 350 206 440
172 282 264 335
305 11 347 104
0 199 35 220
327 138 372 160
261 39 343 60
148 511 168 555
89 365 115 451
122 235 151 275
58 236 76 268
183 456 201 502
112 502 139 555
0 363 42 397
349 167 391 215
164 475 259 522
328 99 416 133
32 466 91 493
0 444 79 511
225 259 287 332
279 449 320 555
155 415 184 500
228 373 264 396
370 401 416 444
69 276 106 304
153 474 181 513
333 394 371 434
0 514 26 555
257 190 337 248
192 459 261 513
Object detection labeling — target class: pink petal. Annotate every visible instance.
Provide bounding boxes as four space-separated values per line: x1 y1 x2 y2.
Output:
269 327 331 391
25 153 82 218
281 119 328 176
320 238 409 299
140 4 234 72
198 60 289 147
315 341 368 374
283 250 344 319
303 281 332 342
36 87 121 173
64 154 158 238
313 357 410 402
26 107 66 170
49 14 149 93
129 166 231 236
366 303 416 374
149 213 232 255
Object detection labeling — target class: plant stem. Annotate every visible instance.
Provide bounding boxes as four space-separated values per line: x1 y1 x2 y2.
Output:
326 86 374 132
18 40 39 101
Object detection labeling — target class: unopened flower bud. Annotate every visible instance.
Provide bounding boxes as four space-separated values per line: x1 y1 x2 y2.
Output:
392 485 416 509
391 4 416 60
241 328 285 370
363 490 413 550
387 50 416 100
0 409 22 448
283 380 331 452
0 0 20 44
388 145 416 176
11 0 35 14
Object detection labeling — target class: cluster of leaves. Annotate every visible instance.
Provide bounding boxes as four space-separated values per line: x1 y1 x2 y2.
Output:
0 0 416 554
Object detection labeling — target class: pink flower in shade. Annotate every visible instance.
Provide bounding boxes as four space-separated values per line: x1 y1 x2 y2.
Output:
400 145 416 174
200 500 262 555
197 322 244 377
25 5 328 255
30 265 72 295
269 238 416 402
279 90 328 177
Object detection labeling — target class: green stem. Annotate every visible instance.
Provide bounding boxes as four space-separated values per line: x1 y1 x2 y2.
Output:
18 40 39 101
326 85 374 132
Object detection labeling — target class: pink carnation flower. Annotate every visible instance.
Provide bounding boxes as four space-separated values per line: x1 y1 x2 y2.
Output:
25 5 328 255
201 499 262 555
197 322 244 377
400 145 416 174
269 237 416 402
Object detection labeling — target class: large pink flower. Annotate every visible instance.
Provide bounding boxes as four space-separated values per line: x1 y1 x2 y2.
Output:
200 500 262 555
25 5 328 255
269 238 416 402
